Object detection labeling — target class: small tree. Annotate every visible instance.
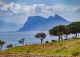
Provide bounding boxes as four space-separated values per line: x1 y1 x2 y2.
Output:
35 33 46 44
6 44 13 48
0 40 5 50
18 38 25 45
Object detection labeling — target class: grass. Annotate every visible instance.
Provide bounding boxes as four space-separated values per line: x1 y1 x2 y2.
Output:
2 38 80 56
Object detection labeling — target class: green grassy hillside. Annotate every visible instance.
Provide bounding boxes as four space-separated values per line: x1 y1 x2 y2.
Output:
2 38 80 56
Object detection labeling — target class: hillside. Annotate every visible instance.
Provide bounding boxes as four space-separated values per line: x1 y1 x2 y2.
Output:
18 14 70 31
2 38 80 56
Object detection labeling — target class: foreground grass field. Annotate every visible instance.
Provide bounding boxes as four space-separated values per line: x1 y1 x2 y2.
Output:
2 38 80 56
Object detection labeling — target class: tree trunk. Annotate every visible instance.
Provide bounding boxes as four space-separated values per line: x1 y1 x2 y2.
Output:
0 45 2 51
58 36 60 41
66 35 68 39
41 39 43 44
61 37 63 41
23 42 24 46
76 33 77 38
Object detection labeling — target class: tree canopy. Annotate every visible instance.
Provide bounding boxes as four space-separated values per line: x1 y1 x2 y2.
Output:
18 38 25 45
49 22 80 41
0 40 5 50
35 33 46 44
49 25 65 41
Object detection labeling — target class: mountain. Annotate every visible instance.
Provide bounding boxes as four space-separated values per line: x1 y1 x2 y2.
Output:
0 20 22 32
18 14 70 31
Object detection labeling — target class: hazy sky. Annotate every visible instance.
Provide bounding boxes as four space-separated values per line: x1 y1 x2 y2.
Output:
0 0 80 24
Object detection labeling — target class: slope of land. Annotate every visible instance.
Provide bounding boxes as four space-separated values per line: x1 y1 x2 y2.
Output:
2 38 80 56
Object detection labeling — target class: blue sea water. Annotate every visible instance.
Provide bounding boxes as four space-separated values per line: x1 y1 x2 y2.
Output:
0 31 75 50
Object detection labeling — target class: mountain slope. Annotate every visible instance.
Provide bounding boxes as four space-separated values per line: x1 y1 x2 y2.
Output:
0 20 22 32
18 14 70 31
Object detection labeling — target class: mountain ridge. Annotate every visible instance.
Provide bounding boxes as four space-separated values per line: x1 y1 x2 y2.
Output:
18 14 70 31
0 20 22 32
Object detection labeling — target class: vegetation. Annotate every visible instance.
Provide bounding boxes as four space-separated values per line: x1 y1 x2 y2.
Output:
49 25 65 41
67 22 80 38
49 22 80 41
0 40 5 51
6 44 13 48
18 38 25 46
2 38 80 56
35 33 46 44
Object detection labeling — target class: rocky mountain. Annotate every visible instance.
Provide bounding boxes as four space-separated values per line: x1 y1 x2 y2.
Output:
0 20 22 32
18 14 70 31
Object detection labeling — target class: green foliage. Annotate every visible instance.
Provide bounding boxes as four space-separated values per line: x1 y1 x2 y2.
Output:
8 45 13 49
49 22 80 41
55 42 63 46
26 50 30 53
0 40 5 45
68 22 80 38
71 36 75 39
18 38 25 45
49 25 65 41
35 33 46 44
2 39 80 56
52 40 57 42
72 51 79 56
0 40 5 50
49 25 65 36
6 44 13 48
54 47 67 54
55 50 60 53
45 41 48 43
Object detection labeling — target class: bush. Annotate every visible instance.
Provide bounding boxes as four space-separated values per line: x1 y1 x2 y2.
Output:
26 50 30 53
6 44 13 48
71 36 75 39
52 40 57 42
55 50 60 53
45 41 48 43
72 51 79 56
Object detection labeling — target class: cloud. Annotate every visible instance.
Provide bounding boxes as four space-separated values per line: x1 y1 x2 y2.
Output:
0 1 80 24
0 1 80 16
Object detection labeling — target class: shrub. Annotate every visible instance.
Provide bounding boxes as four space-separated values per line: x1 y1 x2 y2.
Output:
55 50 60 53
52 40 57 42
72 51 79 56
71 36 75 39
6 44 13 48
26 50 30 53
45 41 48 43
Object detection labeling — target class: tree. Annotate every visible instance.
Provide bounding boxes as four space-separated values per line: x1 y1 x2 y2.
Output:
35 33 46 44
6 44 13 48
68 22 80 38
64 25 70 39
49 25 65 41
18 38 25 45
0 40 5 50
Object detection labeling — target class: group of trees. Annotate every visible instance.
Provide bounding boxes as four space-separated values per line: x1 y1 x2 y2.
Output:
49 22 80 41
35 22 80 43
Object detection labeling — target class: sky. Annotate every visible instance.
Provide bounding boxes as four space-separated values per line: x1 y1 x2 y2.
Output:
0 0 80 24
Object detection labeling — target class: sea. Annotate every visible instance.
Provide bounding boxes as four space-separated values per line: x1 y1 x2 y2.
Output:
0 31 75 50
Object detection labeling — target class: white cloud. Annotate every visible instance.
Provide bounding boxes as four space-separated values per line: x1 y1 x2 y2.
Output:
0 1 80 24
